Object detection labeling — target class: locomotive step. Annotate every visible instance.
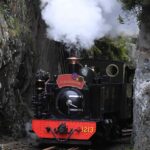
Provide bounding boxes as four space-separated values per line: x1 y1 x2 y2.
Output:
121 129 132 136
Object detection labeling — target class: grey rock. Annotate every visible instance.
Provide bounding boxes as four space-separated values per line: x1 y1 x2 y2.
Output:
133 6 150 149
0 0 62 139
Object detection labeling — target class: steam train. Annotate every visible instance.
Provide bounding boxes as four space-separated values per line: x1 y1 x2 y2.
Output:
31 56 133 145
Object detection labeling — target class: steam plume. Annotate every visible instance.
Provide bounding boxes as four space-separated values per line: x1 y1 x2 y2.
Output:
40 0 138 49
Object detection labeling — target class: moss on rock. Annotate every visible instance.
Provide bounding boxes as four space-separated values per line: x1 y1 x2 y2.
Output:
0 0 33 137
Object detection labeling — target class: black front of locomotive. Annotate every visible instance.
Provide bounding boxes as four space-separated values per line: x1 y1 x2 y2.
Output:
32 57 101 122
32 56 132 143
43 57 100 121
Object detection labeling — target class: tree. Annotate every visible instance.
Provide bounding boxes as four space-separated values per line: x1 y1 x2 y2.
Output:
120 1 150 149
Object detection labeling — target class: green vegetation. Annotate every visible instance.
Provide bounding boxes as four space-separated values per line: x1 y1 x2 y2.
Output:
119 0 142 10
119 0 150 10
8 17 22 37
0 3 9 14
0 4 20 38
0 1 30 38
88 36 134 62
87 0 141 62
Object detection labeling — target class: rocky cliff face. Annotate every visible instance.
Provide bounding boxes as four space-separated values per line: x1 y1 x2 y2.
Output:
134 5 150 150
0 0 29 137
0 0 61 138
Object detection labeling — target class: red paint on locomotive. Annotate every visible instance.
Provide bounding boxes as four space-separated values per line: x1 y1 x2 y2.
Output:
32 120 96 140
56 74 85 89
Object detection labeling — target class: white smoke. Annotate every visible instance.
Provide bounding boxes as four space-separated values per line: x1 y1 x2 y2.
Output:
40 0 138 49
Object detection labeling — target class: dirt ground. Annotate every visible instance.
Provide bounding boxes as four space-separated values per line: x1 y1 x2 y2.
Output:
0 137 132 150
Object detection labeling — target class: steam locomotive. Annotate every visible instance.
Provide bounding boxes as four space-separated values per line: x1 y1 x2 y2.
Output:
32 56 133 145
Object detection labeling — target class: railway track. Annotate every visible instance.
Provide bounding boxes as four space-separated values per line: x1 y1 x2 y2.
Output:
0 139 131 150
0 142 86 150
0 129 132 150
42 146 81 150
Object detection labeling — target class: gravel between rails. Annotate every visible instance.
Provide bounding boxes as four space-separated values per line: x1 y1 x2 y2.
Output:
0 137 132 150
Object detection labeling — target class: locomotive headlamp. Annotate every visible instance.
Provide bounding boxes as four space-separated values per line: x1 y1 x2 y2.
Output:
81 65 88 76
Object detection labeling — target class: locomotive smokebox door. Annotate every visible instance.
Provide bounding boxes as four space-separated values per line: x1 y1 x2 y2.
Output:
56 88 84 118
